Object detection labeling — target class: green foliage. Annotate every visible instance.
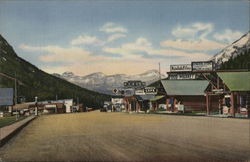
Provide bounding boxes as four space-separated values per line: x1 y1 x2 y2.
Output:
0 35 111 108
0 116 26 128
220 49 250 70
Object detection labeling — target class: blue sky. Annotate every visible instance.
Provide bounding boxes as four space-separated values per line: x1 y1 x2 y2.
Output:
0 0 249 75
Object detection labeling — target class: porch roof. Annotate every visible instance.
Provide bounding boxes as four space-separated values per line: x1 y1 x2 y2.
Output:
217 72 250 91
161 80 209 96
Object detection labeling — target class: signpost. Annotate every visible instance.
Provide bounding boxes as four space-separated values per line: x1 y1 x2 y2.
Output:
135 89 145 95
170 64 191 72
191 61 214 72
113 88 119 94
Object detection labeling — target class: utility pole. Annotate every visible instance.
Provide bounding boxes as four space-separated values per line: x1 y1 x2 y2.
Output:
15 72 18 121
158 62 161 80
158 62 162 91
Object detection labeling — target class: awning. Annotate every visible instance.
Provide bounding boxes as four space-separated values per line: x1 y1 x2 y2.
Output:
150 95 165 102
135 94 155 101
217 72 250 91
161 80 209 96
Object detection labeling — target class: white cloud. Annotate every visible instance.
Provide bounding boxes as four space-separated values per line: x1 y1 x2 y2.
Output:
70 35 104 46
19 44 163 75
162 22 227 51
107 33 127 42
172 22 214 39
103 37 211 61
213 29 243 43
100 22 128 33
19 44 101 63
19 37 211 76
160 39 227 51
103 37 152 58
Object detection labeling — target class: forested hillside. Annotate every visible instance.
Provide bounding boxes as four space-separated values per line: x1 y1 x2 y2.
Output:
0 34 110 108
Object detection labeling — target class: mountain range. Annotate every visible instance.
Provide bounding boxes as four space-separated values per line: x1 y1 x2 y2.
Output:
53 70 165 94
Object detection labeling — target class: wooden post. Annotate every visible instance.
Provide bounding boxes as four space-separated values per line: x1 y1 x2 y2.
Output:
166 98 169 111
230 92 235 117
138 101 141 112
173 98 176 112
217 76 220 89
206 94 209 115
136 101 139 112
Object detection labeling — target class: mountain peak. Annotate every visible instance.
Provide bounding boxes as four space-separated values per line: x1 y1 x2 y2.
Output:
210 31 250 68
62 71 75 77
85 72 106 78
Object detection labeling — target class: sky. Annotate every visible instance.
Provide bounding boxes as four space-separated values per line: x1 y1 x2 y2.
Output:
0 0 249 76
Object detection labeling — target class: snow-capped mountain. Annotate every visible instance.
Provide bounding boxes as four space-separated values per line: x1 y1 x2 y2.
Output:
210 32 250 68
53 70 165 94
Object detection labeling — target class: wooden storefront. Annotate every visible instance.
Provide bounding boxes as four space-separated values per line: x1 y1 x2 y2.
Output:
161 80 217 113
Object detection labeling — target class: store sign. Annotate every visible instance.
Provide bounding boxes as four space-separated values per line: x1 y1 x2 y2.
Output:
191 61 214 71
169 73 196 80
135 89 145 95
111 98 123 104
124 80 146 89
0 88 13 106
170 64 191 72
144 87 157 94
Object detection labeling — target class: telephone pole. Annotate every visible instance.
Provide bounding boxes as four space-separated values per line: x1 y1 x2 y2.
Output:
15 72 18 121
158 62 161 80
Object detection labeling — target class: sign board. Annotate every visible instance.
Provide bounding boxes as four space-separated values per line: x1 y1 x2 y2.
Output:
135 89 145 95
191 61 214 71
0 88 13 106
144 87 157 94
169 73 196 80
111 98 123 104
113 88 119 94
170 64 191 72
124 80 146 89
178 104 184 111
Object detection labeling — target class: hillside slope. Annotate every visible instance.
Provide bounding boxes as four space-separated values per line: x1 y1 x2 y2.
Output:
0 34 110 107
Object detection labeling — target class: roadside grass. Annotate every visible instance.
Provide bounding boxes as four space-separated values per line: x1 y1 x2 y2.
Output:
0 116 26 128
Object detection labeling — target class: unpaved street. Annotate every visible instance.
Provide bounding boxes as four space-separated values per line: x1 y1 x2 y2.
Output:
0 112 249 161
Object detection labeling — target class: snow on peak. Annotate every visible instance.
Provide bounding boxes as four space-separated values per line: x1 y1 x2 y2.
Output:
210 32 250 68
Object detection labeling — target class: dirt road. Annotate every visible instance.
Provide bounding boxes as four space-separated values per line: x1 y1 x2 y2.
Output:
0 111 249 161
